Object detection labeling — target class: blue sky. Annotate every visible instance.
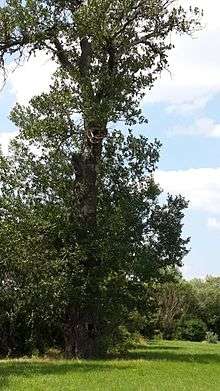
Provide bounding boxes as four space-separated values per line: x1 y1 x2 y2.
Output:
0 0 219 279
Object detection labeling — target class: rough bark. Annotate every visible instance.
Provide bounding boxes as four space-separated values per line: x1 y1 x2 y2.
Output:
73 124 105 225
64 123 106 358
60 24 108 356
64 305 98 359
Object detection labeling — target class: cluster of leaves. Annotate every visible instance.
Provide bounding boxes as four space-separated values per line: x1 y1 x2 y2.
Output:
148 276 220 342
175 318 207 342
205 331 218 344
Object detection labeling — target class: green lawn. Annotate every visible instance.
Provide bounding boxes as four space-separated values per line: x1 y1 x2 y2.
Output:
0 340 220 390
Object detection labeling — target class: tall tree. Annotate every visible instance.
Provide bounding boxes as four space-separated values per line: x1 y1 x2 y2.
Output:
0 107 189 356
0 0 200 357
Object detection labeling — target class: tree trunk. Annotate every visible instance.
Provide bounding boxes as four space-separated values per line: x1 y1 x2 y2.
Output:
64 124 106 358
73 124 104 227
64 306 98 359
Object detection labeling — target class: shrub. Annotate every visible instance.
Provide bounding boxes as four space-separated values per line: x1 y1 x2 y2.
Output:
205 331 218 344
175 319 207 342
153 331 163 341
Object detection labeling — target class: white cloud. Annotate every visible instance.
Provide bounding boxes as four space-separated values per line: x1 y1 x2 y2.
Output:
171 117 220 138
207 217 220 230
8 52 57 105
0 131 18 154
145 0 220 114
166 96 211 116
155 167 220 214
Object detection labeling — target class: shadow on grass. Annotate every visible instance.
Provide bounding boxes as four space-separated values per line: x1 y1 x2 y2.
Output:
0 360 130 390
134 344 183 351
125 347 220 364
0 344 219 390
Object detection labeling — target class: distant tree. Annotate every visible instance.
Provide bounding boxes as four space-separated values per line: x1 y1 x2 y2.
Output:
175 318 207 342
154 281 197 339
191 277 220 337
0 0 201 357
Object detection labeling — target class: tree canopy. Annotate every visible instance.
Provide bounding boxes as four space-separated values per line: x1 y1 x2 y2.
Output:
0 102 189 355
0 0 201 125
0 0 201 357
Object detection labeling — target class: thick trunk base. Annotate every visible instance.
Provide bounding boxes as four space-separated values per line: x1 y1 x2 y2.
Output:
64 308 98 359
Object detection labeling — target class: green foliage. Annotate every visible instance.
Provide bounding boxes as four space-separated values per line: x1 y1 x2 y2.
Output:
97 325 136 356
150 281 197 340
0 0 200 357
175 319 207 342
0 0 202 126
205 331 218 344
146 278 220 343
190 277 220 337
0 118 189 355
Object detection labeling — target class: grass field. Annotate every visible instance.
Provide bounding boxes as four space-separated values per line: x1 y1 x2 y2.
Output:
0 340 220 390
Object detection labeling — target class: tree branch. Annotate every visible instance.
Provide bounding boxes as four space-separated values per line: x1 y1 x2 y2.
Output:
112 1 142 39
79 37 92 77
53 37 73 70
